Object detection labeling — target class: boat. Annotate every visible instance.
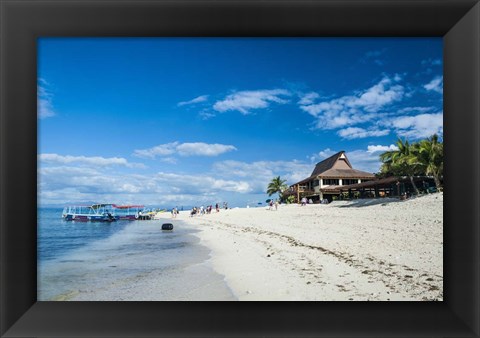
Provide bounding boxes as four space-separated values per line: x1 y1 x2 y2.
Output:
112 204 144 220
136 208 156 220
62 204 119 222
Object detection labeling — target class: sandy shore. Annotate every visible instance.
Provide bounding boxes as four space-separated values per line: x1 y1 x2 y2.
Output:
158 193 443 301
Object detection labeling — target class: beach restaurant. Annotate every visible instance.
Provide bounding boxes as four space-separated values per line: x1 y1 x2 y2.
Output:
284 151 375 203
334 175 439 199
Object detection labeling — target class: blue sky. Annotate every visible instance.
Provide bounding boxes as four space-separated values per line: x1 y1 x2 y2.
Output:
38 38 443 207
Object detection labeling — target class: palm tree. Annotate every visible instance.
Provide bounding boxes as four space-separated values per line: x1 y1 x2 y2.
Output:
267 176 288 199
379 138 421 195
415 134 443 189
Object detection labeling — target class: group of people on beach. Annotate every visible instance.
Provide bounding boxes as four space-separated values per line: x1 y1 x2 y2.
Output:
300 197 314 206
267 199 279 211
188 202 228 217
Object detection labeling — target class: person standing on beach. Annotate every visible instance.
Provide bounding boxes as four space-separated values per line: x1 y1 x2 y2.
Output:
190 207 197 217
216 203 219 212
275 200 279 210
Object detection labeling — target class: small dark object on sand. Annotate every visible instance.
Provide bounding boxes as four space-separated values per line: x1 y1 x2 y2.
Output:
162 223 174 231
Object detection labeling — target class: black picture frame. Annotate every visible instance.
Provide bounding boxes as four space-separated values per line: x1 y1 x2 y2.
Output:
1 0 479 337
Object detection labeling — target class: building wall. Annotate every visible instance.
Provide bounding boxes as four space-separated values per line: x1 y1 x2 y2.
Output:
319 177 363 188
299 177 371 202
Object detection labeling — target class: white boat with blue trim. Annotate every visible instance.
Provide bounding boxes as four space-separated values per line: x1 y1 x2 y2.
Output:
62 204 119 222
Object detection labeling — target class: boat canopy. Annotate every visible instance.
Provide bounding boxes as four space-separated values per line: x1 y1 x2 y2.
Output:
113 205 144 209
91 203 114 208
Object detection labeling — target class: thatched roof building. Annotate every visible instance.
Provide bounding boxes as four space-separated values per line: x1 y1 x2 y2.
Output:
284 151 375 202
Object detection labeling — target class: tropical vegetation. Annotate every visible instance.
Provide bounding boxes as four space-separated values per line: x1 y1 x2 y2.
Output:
415 134 443 189
378 134 443 194
266 176 288 200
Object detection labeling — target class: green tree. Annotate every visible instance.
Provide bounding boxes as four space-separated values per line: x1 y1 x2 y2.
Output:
267 176 288 199
415 134 443 189
379 138 421 195
285 195 295 204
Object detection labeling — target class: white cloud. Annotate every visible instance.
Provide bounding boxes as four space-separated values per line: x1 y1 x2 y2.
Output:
40 166 100 178
38 166 141 194
39 150 388 206
398 106 435 114
309 148 336 163
133 142 178 158
176 142 237 156
367 144 399 153
421 58 442 66
178 95 209 107
317 148 336 159
38 185 215 207
361 49 387 66
390 112 443 139
337 127 390 139
38 98 55 119
38 165 255 206
38 80 56 119
134 142 237 159
298 92 320 105
160 157 178 164
199 111 216 120
299 76 404 129
213 89 291 115
38 154 146 168
153 172 252 194
354 77 403 110
424 76 443 94
346 150 383 173
212 159 313 189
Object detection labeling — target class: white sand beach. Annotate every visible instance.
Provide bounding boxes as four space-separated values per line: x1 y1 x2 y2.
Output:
160 193 443 301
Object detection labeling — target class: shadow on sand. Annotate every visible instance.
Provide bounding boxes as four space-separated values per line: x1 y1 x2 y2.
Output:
335 197 403 208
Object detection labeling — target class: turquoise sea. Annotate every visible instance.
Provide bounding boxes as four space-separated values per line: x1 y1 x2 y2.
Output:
37 208 235 300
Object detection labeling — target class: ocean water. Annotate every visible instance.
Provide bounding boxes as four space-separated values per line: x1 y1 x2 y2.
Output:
37 208 235 301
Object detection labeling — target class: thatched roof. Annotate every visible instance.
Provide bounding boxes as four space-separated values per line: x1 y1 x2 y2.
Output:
320 168 375 178
310 151 351 176
291 151 374 186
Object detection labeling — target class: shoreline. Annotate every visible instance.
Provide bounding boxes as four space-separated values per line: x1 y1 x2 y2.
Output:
159 193 443 301
38 218 236 301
